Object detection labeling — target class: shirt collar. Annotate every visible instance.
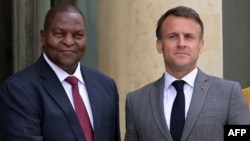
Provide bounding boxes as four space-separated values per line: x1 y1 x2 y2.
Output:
43 53 84 84
164 67 198 89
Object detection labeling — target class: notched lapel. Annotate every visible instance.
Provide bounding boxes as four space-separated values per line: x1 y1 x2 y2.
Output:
81 68 103 137
150 76 173 141
86 80 103 131
43 75 85 140
181 70 210 140
37 56 85 141
43 76 75 117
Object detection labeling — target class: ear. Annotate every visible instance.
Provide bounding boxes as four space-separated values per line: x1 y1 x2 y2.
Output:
156 39 163 54
198 39 204 54
40 30 45 46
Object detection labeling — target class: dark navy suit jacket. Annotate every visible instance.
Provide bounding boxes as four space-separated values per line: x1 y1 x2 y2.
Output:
0 55 121 141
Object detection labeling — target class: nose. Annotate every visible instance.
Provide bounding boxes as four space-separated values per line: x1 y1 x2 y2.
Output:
62 34 75 46
177 36 186 47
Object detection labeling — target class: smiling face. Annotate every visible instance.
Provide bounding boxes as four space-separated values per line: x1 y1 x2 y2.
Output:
41 9 87 74
156 15 204 78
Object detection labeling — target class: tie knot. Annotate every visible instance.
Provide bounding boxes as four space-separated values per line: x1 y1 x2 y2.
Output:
172 80 185 91
65 76 78 86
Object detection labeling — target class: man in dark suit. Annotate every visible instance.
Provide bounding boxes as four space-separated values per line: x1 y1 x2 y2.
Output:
125 6 250 141
0 4 120 141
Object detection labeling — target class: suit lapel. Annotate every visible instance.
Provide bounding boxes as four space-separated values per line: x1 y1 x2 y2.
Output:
37 55 85 141
181 70 209 140
150 75 173 141
81 67 103 138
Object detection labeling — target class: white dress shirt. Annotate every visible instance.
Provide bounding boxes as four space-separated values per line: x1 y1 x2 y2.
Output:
163 68 198 130
43 53 94 128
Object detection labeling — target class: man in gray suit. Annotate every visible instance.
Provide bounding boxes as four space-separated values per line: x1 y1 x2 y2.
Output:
125 6 250 141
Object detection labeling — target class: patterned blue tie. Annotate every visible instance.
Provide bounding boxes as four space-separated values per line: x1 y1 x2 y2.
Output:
170 80 185 141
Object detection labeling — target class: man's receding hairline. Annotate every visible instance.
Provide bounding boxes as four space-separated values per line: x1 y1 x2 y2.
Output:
55 5 81 14
44 4 85 30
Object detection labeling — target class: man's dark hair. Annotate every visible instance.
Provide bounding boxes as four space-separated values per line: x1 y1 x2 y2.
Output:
156 6 204 40
44 3 86 31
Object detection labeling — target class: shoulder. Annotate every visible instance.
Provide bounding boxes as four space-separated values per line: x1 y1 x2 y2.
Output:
127 76 164 97
207 74 240 87
81 66 113 81
80 66 118 90
197 70 242 91
2 63 38 85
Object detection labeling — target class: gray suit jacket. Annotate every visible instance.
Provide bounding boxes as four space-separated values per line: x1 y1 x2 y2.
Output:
125 69 250 141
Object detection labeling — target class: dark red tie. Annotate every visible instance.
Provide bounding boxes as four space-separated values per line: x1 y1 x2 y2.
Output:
170 80 185 141
65 76 93 141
